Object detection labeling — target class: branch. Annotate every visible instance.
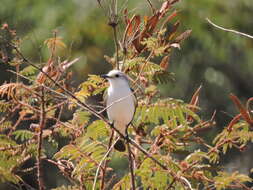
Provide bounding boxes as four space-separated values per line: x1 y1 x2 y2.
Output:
108 0 119 70
92 136 118 190
37 87 45 190
113 26 119 70
127 141 136 190
206 18 253 39
100 131 115 190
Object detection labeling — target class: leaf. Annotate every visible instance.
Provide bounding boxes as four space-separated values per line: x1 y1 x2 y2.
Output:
0 134 17 146
20 65 37 76
12 130 34 141
44 37 66 50
230 94 253 125
126 15 141 37
187 85 202 122
160 55 170 70
0 100 10 112
214 171 252 190
152 70 175 84
86 120 109 140
72 110 91 127
0 83 21 99
174 30 192 43
185 150 209 163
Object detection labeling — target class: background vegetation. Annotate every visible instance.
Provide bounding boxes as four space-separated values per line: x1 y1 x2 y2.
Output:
0 0 253 189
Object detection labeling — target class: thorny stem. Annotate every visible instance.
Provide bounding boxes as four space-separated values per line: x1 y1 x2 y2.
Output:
127 142 136 190
100 131 114 190
37 87 45 190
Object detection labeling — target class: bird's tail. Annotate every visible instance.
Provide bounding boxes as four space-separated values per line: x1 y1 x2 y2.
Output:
114 138 126 152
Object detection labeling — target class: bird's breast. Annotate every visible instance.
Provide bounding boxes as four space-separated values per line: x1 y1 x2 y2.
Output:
106 87 135 126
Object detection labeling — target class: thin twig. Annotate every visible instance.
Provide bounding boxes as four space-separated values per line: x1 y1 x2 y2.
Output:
206 18 253 39
37 87 45 190
92 136 118 190
133 50 154 84
113 26 119 70
100 131 115 190
127 141 136 190
108 0 119 70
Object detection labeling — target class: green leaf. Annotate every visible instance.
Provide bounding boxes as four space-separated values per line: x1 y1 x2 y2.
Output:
12 130 34 142
86 120 109 140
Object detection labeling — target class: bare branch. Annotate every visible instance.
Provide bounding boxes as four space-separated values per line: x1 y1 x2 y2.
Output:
37 87 45 190
100 131 115 190
92 136 118 190
206 18 253 39
127 142 136 190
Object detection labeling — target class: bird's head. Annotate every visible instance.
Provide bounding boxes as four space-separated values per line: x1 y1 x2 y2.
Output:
101 70 129 88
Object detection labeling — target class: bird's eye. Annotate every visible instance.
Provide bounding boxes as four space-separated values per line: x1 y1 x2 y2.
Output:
115 74 119 78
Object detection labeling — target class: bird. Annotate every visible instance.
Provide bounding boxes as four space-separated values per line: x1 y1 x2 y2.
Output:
101 70 136 152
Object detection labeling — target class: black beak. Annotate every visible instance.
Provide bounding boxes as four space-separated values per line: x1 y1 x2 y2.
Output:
101 74 109 79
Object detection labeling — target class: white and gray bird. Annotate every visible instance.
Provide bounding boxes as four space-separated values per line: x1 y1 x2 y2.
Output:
102 70 136 152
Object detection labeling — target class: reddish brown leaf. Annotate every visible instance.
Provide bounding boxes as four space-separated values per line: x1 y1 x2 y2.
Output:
230 94 253 125
146 14 159 32
227 114 242 132
187 85 202 122
160 55 170 70
132 15 141 34
174 29 192 43
190 85 202 107
123 15 142 52
127 15 140 37
126 15 141 52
